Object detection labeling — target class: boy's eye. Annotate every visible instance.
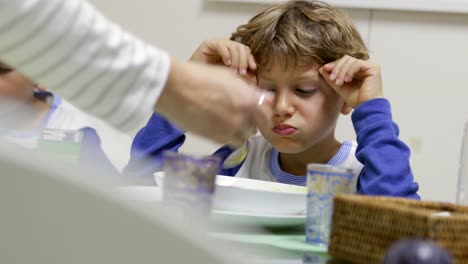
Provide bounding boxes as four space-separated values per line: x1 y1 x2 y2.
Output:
295 87 318 96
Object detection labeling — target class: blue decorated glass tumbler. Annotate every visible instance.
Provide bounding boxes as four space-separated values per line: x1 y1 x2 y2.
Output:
306 164 356 247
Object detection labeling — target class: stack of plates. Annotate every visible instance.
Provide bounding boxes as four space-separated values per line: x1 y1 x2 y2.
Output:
211 175 306 227
115 172 307 227
156 172 307 227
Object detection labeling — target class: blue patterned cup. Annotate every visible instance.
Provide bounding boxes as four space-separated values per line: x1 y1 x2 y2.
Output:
162 151 221 217
302 252 331 264
306 164 356 246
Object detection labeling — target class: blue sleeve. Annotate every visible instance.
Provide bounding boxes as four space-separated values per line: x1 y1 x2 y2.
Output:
352 98 420 199
122 113 186 184
79 127 120 177
212 145 243 176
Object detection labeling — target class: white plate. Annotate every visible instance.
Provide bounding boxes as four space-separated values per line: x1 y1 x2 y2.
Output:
154 172 307 215
112 186 306 227
211 210 305 227
112 186 162 202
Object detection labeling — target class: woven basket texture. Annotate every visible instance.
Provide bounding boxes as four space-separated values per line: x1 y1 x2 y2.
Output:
328 194 468 263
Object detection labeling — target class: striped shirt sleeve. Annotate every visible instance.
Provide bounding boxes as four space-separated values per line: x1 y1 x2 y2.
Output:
0 0 170 131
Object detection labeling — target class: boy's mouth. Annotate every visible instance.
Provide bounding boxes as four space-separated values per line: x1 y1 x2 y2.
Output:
273 124 297 136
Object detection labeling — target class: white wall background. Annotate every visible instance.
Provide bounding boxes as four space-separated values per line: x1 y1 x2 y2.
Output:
87 0 468 203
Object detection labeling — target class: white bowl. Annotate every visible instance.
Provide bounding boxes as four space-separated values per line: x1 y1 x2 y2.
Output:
213 176 306 215
154 172 306 215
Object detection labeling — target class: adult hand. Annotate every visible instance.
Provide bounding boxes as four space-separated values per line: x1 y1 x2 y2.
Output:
155 60 267 146
319 55 383 109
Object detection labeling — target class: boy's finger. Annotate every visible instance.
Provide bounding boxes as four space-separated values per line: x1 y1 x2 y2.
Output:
320 62 334 72
319 67 342 95
237 45 249 75
345 60 362 82
215 43 232 66
330 56 349 81
353 60 376 79
336 58 356 85
319 66 333 83
248 54 257 72
228 45 240 71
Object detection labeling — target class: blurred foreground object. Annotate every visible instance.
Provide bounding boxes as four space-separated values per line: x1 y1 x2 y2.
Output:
0 141 232 264
383 239 453 264
456 121 468 205
328 194 468 263
162 151 220 223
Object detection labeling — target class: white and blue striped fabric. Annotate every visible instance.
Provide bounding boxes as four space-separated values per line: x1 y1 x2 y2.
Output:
0 0 170 131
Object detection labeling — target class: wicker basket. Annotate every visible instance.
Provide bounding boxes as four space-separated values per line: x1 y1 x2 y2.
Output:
328 194 468 263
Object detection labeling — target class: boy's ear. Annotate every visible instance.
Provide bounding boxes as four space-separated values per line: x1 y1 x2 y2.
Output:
340 102 353 115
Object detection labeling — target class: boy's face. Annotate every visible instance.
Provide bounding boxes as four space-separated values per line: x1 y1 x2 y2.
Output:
256 62 349 154
0 62 36 101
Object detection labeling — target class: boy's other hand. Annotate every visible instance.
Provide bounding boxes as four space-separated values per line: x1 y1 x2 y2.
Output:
319 55 383 108
189 38 257 77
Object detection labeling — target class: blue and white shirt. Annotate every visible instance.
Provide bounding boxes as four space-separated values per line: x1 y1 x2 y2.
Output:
213 136 362 187
124 98 420 199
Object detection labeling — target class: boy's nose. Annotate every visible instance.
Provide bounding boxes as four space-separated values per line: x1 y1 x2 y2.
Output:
273 92 294 117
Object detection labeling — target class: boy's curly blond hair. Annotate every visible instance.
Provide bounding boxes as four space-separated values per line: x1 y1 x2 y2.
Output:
230 0 369 70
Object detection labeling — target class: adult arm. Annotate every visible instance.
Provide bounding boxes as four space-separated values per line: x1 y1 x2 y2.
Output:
0 0 169 131
0 0 265 145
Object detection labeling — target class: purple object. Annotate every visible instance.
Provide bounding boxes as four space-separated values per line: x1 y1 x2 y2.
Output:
162 151 220 215
383 239 453 264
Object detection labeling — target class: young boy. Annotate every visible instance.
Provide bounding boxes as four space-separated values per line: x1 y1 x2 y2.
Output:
0 61 118 175
124 0 419 198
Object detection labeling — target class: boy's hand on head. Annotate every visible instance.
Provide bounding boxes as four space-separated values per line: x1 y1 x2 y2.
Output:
189 38 257 77
319 55 383 109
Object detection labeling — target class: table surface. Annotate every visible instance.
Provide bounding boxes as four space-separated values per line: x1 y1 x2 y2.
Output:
115 185 348 263
208 223 346 264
